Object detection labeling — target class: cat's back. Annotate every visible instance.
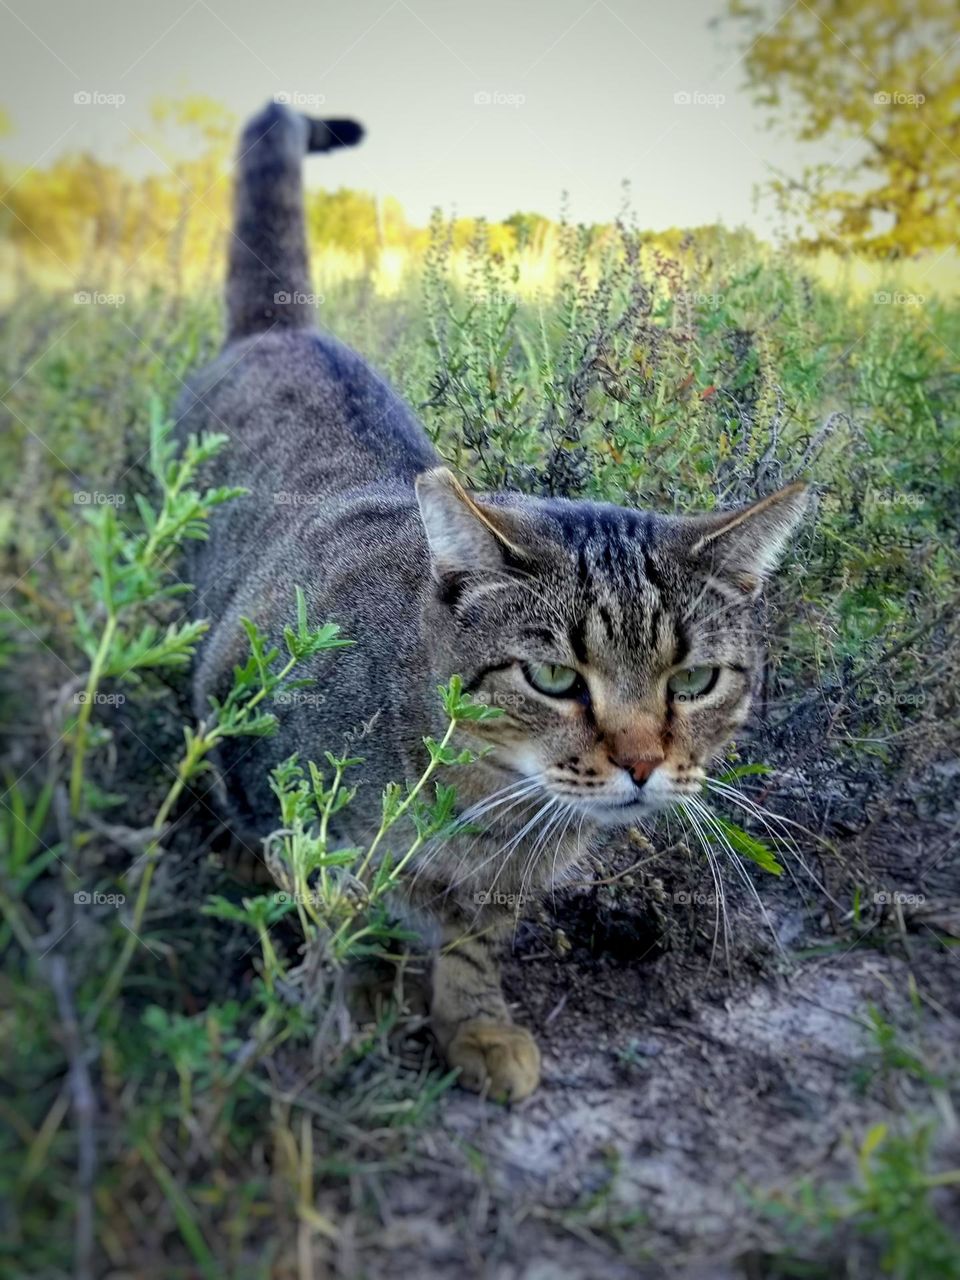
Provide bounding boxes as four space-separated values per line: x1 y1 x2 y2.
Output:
177 327 439 498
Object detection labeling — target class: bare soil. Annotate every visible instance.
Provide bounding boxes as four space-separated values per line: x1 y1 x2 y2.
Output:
335 826 960 1280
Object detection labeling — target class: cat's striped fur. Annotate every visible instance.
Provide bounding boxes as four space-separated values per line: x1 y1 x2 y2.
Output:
177 102 807 1100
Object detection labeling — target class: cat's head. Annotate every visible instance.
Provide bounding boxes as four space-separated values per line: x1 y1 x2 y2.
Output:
417 467 808 827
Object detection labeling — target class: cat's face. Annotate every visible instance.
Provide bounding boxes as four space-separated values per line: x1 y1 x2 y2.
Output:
418 469 807 827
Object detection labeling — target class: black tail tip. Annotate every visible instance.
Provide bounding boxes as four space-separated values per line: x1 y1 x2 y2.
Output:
308 117 365 152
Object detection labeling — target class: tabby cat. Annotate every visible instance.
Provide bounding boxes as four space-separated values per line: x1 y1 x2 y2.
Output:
177 102 807 1101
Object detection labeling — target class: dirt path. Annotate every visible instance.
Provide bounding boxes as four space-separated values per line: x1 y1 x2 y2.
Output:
354 866 960 1279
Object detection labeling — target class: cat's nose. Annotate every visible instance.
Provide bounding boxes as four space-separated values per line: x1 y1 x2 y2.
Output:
611 754 663 786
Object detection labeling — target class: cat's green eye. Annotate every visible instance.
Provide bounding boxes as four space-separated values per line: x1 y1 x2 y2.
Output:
667 665 720 701
526 663 580 696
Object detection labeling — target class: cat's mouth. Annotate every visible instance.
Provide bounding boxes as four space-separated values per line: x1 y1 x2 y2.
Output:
552 767 703 827
581 793 677 827
479 755 698 827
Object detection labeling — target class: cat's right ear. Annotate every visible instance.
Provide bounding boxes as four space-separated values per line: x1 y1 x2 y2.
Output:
415 467 525 580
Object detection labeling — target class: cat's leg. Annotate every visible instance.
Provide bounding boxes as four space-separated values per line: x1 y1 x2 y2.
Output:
345 954 430 1025
430 914 540 1101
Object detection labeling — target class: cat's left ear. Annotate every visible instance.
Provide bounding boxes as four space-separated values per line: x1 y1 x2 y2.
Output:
682 482 809 595
415 466 529 580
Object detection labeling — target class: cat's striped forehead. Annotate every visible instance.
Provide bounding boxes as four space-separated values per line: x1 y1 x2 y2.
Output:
528 499 748 675
569 526 679 677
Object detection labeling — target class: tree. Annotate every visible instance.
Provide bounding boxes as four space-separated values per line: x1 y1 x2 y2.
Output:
727 0 960 255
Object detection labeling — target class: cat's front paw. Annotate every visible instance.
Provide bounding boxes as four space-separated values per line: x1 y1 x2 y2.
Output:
445 1020 541 1101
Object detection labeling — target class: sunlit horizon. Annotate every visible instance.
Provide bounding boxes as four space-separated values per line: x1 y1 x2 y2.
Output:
1 0 854 238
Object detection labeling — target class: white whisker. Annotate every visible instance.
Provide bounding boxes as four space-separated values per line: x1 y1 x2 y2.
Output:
457 797 560 919
687 795 787 961
407 776 545 896
513 801 573 937
676 799 729 973
704 779 840 907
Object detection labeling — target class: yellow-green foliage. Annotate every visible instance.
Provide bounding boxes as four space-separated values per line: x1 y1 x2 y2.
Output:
3 87 959 304
728 0 960 255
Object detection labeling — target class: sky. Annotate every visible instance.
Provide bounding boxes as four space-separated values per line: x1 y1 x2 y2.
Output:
0 0 831 235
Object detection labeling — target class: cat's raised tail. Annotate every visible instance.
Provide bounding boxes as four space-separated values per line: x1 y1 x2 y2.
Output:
226 101 364 343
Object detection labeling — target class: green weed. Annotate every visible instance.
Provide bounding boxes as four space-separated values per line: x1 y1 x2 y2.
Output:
1 220 958 1273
